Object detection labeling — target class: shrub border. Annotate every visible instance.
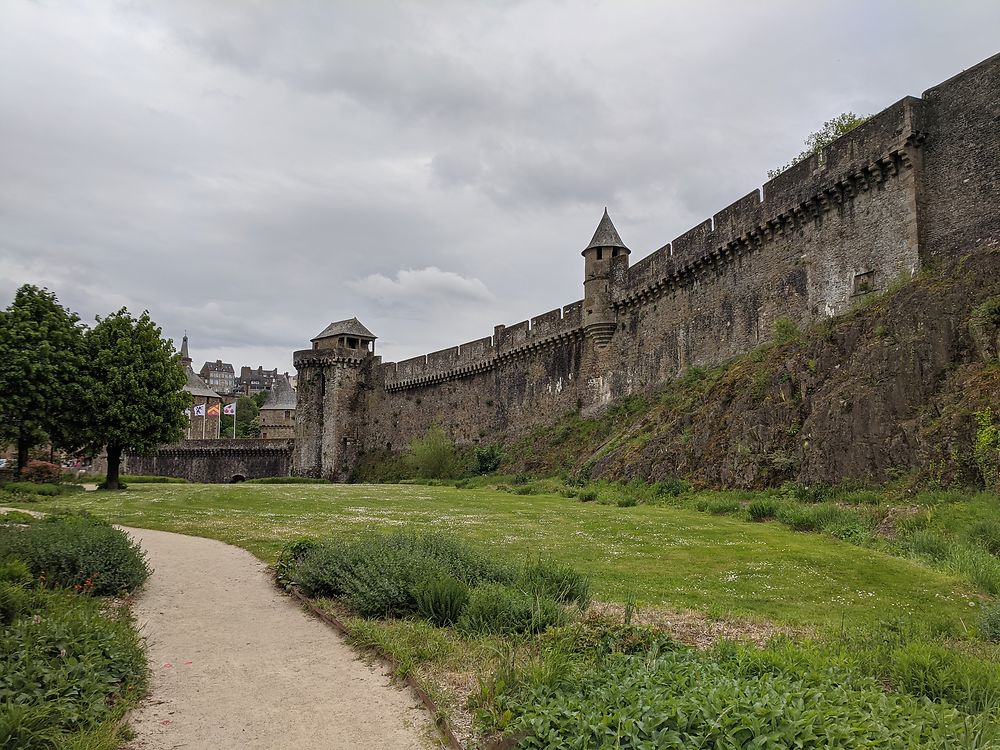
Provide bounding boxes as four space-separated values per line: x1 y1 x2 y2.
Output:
286 584 466 750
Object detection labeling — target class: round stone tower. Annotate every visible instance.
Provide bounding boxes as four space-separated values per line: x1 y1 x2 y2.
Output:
292 318 377 481
582 209 630 347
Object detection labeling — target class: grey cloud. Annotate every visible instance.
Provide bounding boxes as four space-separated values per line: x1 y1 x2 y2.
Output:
3 0 1000 370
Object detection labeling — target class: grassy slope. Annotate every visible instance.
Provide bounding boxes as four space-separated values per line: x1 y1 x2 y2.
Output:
19 483 978 629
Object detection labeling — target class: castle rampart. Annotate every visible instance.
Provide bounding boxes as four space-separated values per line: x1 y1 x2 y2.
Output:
293 53 1000 481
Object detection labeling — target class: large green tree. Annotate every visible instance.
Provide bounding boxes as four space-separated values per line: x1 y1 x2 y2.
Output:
220 394 262 438
81 309 189 489
0 285 87 469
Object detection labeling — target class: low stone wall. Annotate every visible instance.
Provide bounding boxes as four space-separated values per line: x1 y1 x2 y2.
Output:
125 439 293 483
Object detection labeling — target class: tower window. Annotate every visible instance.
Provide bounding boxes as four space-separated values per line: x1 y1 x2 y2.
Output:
596 248 603 260
852 270 876 295
612 248 619 257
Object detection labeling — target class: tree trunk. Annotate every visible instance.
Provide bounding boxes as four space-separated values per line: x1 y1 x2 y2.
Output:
16 432 29 472
106 446 122 490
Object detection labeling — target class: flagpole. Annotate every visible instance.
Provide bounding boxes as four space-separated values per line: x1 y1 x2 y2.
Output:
201 400 206 440
233 401 237 439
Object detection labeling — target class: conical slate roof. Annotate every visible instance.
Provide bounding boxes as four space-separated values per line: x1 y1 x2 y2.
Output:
583 208 629 254
262 373 297 411
311 317 377 342
179 334 190 363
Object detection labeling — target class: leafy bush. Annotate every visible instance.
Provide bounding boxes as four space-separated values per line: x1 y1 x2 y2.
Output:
889 641 1000 713
707 498 740 515
474 444 505 475
577 490 597 502
414 575 469 626
0 515 149 595
0 512 37 527
458 583 567 635
19 461 61 484
747 498 779 521
0 588 146 738
274 536 318 589
652 478 692 498
521 561 590 609
0 560 33 586
289 530 515 618
909 529 952 561
616 496 638 508
406 426 461 479
968 517 1000 556
503 645 996 749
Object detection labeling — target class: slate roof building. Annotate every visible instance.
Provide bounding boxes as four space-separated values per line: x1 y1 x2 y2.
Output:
199 359 236 395
259 372 297 439
311 317 377 353
237 365 279 395
179 335 222 439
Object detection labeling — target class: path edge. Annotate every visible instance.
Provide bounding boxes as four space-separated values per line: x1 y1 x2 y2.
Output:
284 584 466 750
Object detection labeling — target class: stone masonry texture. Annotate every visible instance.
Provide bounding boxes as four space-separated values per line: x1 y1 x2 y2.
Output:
293 54 1000 482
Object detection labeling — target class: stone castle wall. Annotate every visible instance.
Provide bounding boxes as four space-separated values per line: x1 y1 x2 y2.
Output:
125 439 293 483
293 53 1000 481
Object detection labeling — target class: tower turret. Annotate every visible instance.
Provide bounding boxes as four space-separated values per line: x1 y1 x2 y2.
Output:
582 209 629 347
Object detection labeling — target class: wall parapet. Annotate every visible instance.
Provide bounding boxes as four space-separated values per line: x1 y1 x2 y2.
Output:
381 302 584 392
293 347 370 368
617 97 926 310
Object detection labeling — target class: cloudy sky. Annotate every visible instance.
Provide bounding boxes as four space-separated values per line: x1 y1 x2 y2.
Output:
2 1 998 371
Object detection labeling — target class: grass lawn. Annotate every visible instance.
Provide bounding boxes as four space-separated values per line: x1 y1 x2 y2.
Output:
15 482 981 629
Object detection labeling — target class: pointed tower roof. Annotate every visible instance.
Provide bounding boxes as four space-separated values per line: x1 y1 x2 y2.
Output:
311 317 377 343
180 334 191 365
583 208 629 254
261 373 297 411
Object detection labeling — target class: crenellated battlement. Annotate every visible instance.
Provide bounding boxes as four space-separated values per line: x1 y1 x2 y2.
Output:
381 300 584 391
617 97 925 309
293 51 1000 482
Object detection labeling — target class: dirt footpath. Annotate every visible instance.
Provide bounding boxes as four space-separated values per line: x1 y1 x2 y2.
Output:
121 527 440 750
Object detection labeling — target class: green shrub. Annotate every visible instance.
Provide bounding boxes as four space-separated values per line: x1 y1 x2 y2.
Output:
0 703 62 749
909 529 952 561
616 496 638 508
889 641 1000 713
0 582 32 625
968 517 1000 556
0 512 37 526
405 426 461 479
19 460 61 484
578 490 597 502
707 498 740 515
0 560 33 586
474 444 505 475
0 588 146 737
413 575 469 626
0 515 149 595
521 561 590 609
290 530 515 618
458 583 567 635
980 601 1000 642
504 645 992 749
652 478 692 497
274 536 319 589
747 498 779 521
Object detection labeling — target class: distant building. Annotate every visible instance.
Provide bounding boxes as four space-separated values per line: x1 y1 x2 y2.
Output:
180 336 222 439
199 359 236 395
237 365 278 395
259 373 296 439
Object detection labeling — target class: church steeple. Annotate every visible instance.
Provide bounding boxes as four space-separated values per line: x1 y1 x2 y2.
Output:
180 333 191 366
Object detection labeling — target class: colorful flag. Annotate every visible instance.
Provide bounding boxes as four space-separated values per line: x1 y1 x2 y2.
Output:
193 404 206 417
207 403 221 417
183 408 191 418
223 402 236 416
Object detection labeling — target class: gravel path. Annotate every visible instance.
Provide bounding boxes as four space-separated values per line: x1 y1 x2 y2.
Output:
121 527 440 750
